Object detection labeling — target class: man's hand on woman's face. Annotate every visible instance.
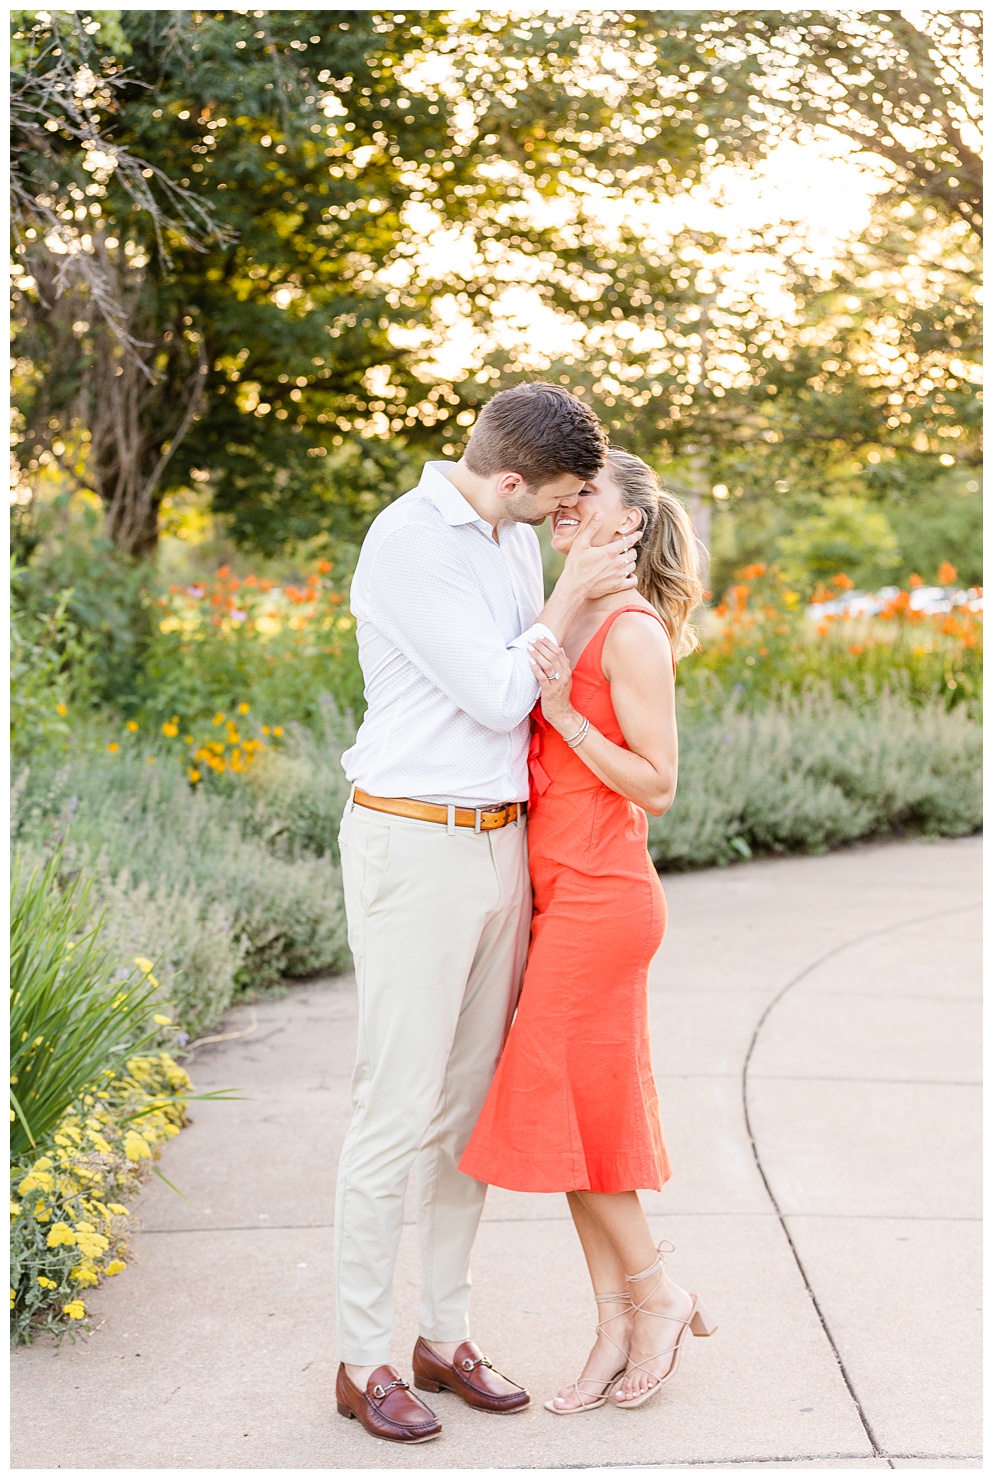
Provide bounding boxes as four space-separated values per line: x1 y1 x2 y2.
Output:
560 512 641 599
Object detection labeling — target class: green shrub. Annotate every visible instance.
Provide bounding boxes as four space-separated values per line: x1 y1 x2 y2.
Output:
10 574 93 761
9 853 159 1158
85 863 244 1038
12 502 156 709
231 699 352 863
651 687 982 869
12 732 351 1033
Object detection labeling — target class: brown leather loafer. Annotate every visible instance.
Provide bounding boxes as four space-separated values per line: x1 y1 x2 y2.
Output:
336 1362 442 1444
412 1337 530 1413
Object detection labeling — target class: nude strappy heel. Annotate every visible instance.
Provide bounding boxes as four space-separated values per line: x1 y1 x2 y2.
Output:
544 1291 632 1415
614 1244 716 1411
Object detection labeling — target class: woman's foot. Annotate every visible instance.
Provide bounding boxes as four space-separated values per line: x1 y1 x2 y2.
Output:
614 1276 694 1404
548 1310 633 1412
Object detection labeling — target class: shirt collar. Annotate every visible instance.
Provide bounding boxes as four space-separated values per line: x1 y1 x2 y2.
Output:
421 462 490 530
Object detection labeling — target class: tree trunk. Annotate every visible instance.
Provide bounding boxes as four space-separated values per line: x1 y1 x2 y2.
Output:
89 326 208 559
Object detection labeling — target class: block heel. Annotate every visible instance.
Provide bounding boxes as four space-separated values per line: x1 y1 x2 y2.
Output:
690 1302 717 1337
336 1402 355 1419
414 1377 444 1393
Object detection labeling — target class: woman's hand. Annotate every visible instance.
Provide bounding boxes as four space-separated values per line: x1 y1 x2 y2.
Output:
528 637 580 734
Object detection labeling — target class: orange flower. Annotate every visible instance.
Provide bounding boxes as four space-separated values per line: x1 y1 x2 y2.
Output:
850 643 865 655
736 563 766 580
216 565 231 578
317 559 333 574
908 573 924 588
937 561 958 586
830 572 854 589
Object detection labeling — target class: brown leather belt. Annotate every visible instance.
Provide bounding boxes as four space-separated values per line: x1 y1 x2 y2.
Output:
353 788 525 831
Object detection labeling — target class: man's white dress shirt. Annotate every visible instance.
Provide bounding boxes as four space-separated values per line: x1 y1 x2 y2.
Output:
342 462 555 806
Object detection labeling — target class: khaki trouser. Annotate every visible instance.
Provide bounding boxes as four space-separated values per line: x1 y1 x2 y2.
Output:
334 797 531 1365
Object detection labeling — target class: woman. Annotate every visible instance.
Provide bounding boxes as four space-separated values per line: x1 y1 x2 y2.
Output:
459 448 715 1413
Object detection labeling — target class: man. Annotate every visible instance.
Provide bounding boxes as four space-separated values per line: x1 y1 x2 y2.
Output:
334 382 641 1444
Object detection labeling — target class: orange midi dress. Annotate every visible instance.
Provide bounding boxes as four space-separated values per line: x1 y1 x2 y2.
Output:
459 605 672 1195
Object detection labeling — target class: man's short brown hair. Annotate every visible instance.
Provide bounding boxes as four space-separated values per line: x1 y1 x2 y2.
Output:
464 382 607 486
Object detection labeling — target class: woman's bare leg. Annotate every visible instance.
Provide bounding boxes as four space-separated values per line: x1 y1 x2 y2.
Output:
548 1192 634 1410
570 1190 695 1404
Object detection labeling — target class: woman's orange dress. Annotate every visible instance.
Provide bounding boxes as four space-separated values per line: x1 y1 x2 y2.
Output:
459 605 672 1194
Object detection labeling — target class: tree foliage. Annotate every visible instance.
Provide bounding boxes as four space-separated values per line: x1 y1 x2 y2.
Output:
10 8 983 560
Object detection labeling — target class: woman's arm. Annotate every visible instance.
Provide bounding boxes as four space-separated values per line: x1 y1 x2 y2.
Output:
528 615 678 816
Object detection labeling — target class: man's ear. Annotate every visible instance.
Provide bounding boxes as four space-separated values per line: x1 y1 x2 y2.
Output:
496 471 524 498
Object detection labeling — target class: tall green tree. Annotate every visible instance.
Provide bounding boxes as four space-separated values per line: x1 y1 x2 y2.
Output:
12 9 982 561
11 8 749 556
617 10 982 237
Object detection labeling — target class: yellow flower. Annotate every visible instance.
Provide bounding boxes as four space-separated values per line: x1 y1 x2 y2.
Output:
9 1287 15 1309
188 768 201 783
10 1200 21 1217
56 702 68 716
123 1131 151 1162
262 725 270 735
87 1130 113 1154
63 1300 86 1320
238 701 250 714
184 735 193 745
133 956 154 975
18 1169 54 1196
273 726 284 737
105 1259 126 1277
46 1222 77 1249
146 755 156 765
212 711 225 726
107 1203 129 1217
153 1014 172 1027
106 742 120 753
162 722 179 738
125 720 139 732
37 1276 57 1290
71 1264 99 1287
74 1223 110 1260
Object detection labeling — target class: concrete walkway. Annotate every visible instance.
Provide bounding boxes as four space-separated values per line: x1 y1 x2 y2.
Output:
11 837 981 1470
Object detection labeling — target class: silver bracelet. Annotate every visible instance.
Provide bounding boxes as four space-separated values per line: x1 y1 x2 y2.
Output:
563 716 590 749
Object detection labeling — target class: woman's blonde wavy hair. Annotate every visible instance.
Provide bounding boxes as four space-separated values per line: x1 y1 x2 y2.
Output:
606 449 706 660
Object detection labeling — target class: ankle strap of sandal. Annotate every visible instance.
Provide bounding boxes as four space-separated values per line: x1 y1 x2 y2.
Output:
627 1240 675 1283
595 1291 632 1305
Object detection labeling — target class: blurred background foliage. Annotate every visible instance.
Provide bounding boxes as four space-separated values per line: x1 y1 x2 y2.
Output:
11 8 981 584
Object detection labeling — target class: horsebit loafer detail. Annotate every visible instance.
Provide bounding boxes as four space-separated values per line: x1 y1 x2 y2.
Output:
335 1363 442 1443
411 1337 530 1413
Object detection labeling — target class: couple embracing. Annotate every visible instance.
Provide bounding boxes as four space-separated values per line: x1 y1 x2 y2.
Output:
333 382 715 1445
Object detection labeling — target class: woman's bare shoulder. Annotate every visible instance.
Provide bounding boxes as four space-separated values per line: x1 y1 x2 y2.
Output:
602 605 673 676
